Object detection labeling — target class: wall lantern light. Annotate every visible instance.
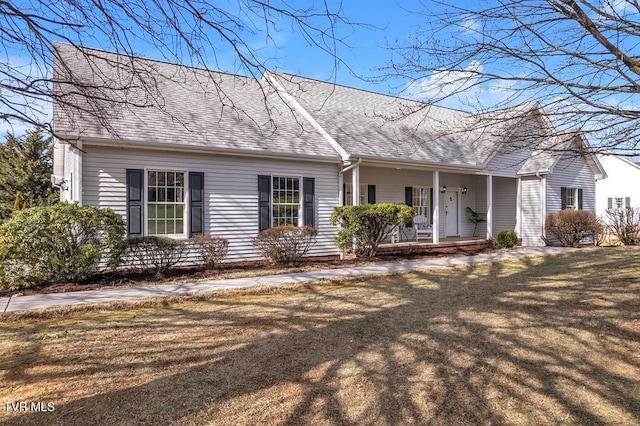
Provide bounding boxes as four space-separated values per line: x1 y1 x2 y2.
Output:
462 186 468 195
440 185 447 194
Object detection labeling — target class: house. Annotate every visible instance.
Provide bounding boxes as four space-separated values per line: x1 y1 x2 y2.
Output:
52 44 606 260
595 154 640 217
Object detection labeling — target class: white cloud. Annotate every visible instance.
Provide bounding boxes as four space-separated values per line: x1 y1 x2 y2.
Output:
402 61 516 110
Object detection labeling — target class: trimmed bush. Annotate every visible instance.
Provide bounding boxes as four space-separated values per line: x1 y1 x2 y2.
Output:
601 207 640 245
545 209 602 247
252 225 318 264
0 203 126 289
330 203 415 256
191 234 229 268
124 236 187 275
496 230 518 248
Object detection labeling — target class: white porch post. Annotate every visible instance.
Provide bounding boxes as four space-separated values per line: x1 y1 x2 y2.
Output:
338 171 344 206
516 177 522 238
433 170 440 243
352 163 360 206
486 174 493 239
541 176 547 237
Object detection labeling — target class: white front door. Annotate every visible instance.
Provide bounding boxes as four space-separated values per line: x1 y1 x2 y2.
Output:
445 191 459 236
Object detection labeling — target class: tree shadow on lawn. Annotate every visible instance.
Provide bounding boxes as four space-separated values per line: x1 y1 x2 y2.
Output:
3 250 640 425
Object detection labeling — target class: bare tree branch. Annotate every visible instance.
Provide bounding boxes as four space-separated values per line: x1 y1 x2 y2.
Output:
381 0 640 156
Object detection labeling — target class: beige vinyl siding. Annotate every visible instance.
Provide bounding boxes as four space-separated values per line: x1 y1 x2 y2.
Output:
492 177 517 234
546 153 596 214
520 176 543 246
82 144 340 261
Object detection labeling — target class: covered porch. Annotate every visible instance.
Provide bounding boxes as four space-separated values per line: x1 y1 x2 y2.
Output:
340 160 519 243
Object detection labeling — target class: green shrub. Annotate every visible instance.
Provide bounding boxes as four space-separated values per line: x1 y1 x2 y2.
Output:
191 234 229 268
496 230 518 248
252 225 318 264
124 236 187 275
0 203 126 289
330 203 415 256
545 209 602 247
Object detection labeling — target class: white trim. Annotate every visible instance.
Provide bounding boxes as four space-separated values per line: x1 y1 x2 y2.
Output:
541 176 547 237
352 164 360 206
143 168 189 239
270 174 304 227
73 140 83 205
433 171 440 243
263 72 351 161
486 175 493 239
516 177 522 238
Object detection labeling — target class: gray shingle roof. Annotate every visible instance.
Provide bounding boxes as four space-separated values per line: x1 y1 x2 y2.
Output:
271 73 521 168
53 44 341 159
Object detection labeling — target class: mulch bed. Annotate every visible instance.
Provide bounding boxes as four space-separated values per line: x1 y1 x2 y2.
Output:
0 243 493 297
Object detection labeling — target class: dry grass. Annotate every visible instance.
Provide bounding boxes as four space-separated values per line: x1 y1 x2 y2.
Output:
1 247 639 425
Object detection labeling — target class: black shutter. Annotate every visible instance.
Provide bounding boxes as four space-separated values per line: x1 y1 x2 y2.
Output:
561 187 567 210
430 187 434 224
258 175 271 231
303 177 315 227
626 197 631 208
367 185 376 204
405 186 413 226
405 187 413 206
189 172 204 236
577 188 583 210
126 169 144 236
608 197 613 209
343 183 346 206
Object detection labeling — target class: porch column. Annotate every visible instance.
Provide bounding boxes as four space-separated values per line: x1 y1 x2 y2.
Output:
352 163 360 206
516 177 522 237
541 175 547 237
433 170 440 243
338 171 344 206
486 174 493 239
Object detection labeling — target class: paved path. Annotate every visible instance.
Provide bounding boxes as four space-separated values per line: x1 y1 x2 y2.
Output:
2 247 572 313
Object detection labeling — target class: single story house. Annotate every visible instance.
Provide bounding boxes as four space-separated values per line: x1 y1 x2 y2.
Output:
52 44 606 261
595 154 640 217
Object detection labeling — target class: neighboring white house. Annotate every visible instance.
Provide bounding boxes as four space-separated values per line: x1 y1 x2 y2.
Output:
596 154 640 217
51 43 606 260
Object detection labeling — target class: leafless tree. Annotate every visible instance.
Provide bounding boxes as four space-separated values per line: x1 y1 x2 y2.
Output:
0 0 355 137
382 0 640 156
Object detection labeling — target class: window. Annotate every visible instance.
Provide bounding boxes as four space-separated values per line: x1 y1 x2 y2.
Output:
344 183 368 205
613 197 624 209
565 187 577 209
147 171 185 235
412 187 431 220
272 176 300 226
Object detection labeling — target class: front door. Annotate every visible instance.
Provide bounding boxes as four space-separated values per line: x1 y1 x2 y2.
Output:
445 191 459 236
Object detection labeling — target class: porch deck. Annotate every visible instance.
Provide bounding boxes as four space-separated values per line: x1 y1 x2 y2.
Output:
378 237 489 256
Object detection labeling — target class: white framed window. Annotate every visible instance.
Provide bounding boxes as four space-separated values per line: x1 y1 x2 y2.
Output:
613 197 625 209
565 187 577 209
272 176 301 226
412 186 431 220
147 170 186 236
344 183 368 205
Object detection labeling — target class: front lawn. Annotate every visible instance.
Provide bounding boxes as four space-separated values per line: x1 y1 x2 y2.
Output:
1 247 639 425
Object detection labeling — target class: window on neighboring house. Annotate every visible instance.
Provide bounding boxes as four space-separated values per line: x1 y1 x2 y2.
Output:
412 187 431 220
614 197 624 209
147 171 185 235
563 187 578 210
608 197 631 209
272 176 300 226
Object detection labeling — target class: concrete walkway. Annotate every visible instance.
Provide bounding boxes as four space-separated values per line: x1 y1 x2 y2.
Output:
1 247 572 313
